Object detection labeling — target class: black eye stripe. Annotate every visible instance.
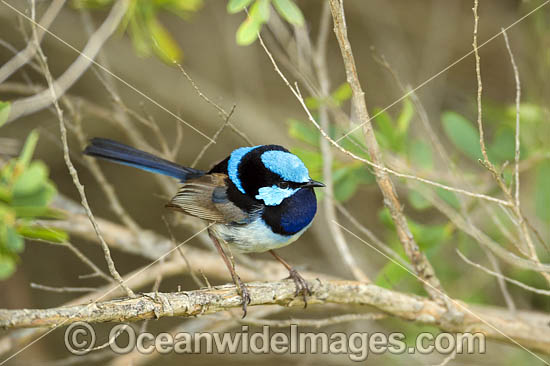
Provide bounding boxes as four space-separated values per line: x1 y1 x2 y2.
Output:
278 181 301 189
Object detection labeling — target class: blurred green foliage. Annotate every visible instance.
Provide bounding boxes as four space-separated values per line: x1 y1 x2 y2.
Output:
0 131 67 279
73 0 204 63
0 101 10 127
288 83 375 203
74 0 304 59
288 90 550 301
227 0 304 45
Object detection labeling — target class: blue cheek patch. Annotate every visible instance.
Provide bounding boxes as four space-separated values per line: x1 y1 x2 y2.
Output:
255 185 299 206
260 150 309 183
228 146 259 194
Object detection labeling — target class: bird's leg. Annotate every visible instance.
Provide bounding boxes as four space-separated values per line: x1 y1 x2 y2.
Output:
208 230 251 317
269 250 311 307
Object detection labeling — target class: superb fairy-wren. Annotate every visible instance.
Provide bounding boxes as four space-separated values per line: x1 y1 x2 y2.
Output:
83 138 324 316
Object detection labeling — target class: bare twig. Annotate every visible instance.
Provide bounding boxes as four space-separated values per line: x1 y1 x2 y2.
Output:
64 241 113 283
173 62 254 147
4 0 129 122
29 12 134 298
327 0 444 303
0 0 66 83
335 202 411 270
502 29 522 217
72 112 142 235
457 250 550 296
29 284 97 293
471 2 550 284
472 0 489 163
191 104 237 168
314 2 368 282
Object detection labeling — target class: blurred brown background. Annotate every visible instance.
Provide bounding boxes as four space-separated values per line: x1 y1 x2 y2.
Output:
0 0 549 365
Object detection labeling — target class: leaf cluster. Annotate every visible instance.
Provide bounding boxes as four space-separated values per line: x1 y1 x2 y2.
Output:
0 131 67 279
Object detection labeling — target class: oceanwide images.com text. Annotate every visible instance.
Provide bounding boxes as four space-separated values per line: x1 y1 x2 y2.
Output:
65 322 486 360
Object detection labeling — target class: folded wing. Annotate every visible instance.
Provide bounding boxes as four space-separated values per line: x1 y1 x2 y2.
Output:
167 173 250 224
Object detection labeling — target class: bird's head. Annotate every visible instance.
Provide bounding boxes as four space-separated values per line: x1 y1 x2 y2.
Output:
228 145 325 206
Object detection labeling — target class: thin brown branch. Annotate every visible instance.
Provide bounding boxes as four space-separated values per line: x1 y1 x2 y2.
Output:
4 0 129 123
471 2 550 284
457 250 550 296
314 1 369 282
29 284 97 293
0 0 66 83
502 28 522 225
30 16 134 298
173 62 254 148
327 0 445 303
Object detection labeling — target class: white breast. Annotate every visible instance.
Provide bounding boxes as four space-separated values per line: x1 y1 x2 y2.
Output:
210 217 311 253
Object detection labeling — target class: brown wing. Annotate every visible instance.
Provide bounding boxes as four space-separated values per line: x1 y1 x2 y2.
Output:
166 173 248 224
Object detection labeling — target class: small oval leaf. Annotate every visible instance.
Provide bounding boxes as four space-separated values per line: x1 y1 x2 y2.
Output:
273 0 304 25
227 0 254 13
441 111 483 161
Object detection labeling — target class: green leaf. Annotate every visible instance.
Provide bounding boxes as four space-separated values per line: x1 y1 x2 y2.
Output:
0 254 16 280
227 0 254 13
506 103 544 125
373 109 395 150
290 147 322 181
0 101 10 127
441 111 483 161
236 15 262 45
272 0 304 25
0 186 10 203
408 140 433 170
12 181 56 207
436 187 460 210
331 83 352 104
5 226 24 253
129 16 152 57
396 98 414 134
252 0 271 22
305 96 320 110
334 174 359 202
16 225 68 244
18 130 39 168
13 161 48 197
288 119 320 146
13 206 65 220
487 128 527 163
535 160 550 221
375 260 408 289
148 18 182 63
408 190 432 210
410 222 450 250
165 0 203 13
333 165 365 202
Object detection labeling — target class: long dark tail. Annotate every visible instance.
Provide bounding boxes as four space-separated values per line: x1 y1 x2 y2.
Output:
83 138 204 182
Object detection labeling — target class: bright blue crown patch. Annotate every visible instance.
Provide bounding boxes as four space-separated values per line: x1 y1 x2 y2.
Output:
228 146 257 193
260 150 309 183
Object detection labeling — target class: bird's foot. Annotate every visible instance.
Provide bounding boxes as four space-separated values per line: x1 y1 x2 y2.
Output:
234 275 251 318
286 268 311 308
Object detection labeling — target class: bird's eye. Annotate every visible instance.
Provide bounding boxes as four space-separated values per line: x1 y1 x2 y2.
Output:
279 181 290 189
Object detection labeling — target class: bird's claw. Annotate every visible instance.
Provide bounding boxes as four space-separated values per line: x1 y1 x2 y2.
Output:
286 268 311 308
235 277 251 318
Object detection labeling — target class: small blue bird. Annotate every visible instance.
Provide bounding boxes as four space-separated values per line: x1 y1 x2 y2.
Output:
83 138 324 315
